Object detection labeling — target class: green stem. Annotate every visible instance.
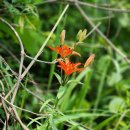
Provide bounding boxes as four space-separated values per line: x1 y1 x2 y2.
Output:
54 97 59 109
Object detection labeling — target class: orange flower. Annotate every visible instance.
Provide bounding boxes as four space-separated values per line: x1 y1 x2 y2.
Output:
57 59 84 76
57 54 95 76
49 45 80 58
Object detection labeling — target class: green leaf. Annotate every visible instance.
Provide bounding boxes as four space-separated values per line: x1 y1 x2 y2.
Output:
118 14 129 27
19 29 44 55
57 85 66 99
66 80 84 85
60 68 90 111
49 115 58 130
97 55 110 72
27 117 46 127
107 59 122 86
75 69 92 108
107 72 122 86
18 16 25 33
94 115 117 130
55 113 108 124
54 72 61 84
39 99 53 112
109 97 126 113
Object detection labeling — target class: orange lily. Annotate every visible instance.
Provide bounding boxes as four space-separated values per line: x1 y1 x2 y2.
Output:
49 45 80 58
57 54 95 76
57 59 84 76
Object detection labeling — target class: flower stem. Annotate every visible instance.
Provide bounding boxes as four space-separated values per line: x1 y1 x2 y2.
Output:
54 97 59 109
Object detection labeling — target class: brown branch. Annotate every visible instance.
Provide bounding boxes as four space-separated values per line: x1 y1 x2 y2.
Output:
25 53 57 64
40 0 130 13
0 18 25 104
0 94 48 117
68 0 130 13
75 3 130 65
0 80 8 130
0 18 29 130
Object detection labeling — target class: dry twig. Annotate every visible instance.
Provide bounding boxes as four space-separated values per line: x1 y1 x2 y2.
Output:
75 3 130 65
0 18 29 130
68 0 130 13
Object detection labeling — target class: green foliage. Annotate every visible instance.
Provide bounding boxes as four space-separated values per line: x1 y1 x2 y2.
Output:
0 0 130 130
109 97 126 113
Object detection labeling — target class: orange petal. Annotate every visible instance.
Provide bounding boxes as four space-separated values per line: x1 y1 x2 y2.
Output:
72 51 81 57
84 54 95 67
76 68 84 72
48 46 57 52
74 62 81 67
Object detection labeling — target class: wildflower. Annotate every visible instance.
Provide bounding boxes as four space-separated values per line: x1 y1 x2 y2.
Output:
49 45 80 58
57 59 84 76
57 54 95 76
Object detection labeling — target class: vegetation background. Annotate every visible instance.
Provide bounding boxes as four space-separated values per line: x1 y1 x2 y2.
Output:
0 0 130 130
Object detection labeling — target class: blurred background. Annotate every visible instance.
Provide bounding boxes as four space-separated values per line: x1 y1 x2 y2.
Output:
0 0 130 130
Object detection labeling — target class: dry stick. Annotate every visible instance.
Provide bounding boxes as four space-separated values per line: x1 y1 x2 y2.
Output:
75 4 130 65
68 0 130 13
9 3 69 105
1 5 92 130
0 43 27 70
91 15 114 21
0 57 48 118
0 56 36 107
21 4 69 79
0 94 48 118
0 18 25 103
0 18 25 86
1 56 92 130
0 44 49 85
0 93 29 130
0 54 37 87
2 3 68 106
85 22 101 38
0 80 8 130
41 0 130 13
25 54 57 64
0 119 4 125
0 56 20 107
0 18 25 104
1 69 92 130
1 58 92 130
0 18 29 130
0 5 69 129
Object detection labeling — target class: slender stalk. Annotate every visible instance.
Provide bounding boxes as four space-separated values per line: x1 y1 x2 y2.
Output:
25 53 57 64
